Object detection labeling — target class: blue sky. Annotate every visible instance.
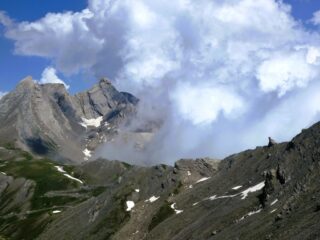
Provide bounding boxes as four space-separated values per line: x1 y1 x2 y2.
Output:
0 0 87 93
287 0 320 22
0 0 320 93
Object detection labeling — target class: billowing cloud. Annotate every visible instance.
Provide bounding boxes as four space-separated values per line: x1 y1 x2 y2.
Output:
5 10 104 74
39 67 70 89
257 50 317 96
171 83 246 125
3 0 320 164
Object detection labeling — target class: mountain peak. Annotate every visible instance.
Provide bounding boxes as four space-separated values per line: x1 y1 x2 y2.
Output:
99 77 112 85
16 76 36 89
0 75 139 162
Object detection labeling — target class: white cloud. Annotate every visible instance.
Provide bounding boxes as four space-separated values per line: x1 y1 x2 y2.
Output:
0 11 12 27
5 10 104 74
311 10 320 25
244 81 320 146
171 83 246 125
306 46 320 64
257 51 317 96
3 0 320 163
40 67 70 89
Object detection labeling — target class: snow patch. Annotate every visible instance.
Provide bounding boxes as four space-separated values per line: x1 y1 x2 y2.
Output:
238 208 262 221
0 172 6 176
83 148 92 157
240 182 265 199
232 185 242 190
203 181 264 202
80 116 103 128
55 166 84 184
175 209 183 214
192 202 199 206
126 201 135 211
52 210 61 214
187 171 191 176
270 199 278 206
63 174 83 184
270 209 277 213
196 177 210 183
189 185 193 189
54 166 65 173
209 194 238 200
170 203 183 214
83 148 92 160
135 189 140 193
145 196 160 203
247 209 262 216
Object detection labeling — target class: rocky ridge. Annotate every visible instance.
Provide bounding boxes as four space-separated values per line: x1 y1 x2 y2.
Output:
0 121 319 239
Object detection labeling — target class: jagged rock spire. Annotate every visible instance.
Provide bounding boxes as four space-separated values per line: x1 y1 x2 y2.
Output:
268 137 277 147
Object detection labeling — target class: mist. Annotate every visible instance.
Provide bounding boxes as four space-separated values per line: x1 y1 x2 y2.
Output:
2 0 320 165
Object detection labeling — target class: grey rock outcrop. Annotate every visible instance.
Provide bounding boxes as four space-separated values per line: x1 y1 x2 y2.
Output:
74 78 138 121
268 137 277 147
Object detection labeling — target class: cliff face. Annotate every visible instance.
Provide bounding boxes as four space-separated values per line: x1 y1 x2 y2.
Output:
75 78 138 120
0 76 138 163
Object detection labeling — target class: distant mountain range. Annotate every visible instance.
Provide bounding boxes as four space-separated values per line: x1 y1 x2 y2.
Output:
0 77 319 240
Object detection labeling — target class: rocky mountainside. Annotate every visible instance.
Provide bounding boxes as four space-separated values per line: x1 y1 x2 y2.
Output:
35 123 320 240
0 77 138 163
0 78 320 240
0 121 319 239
